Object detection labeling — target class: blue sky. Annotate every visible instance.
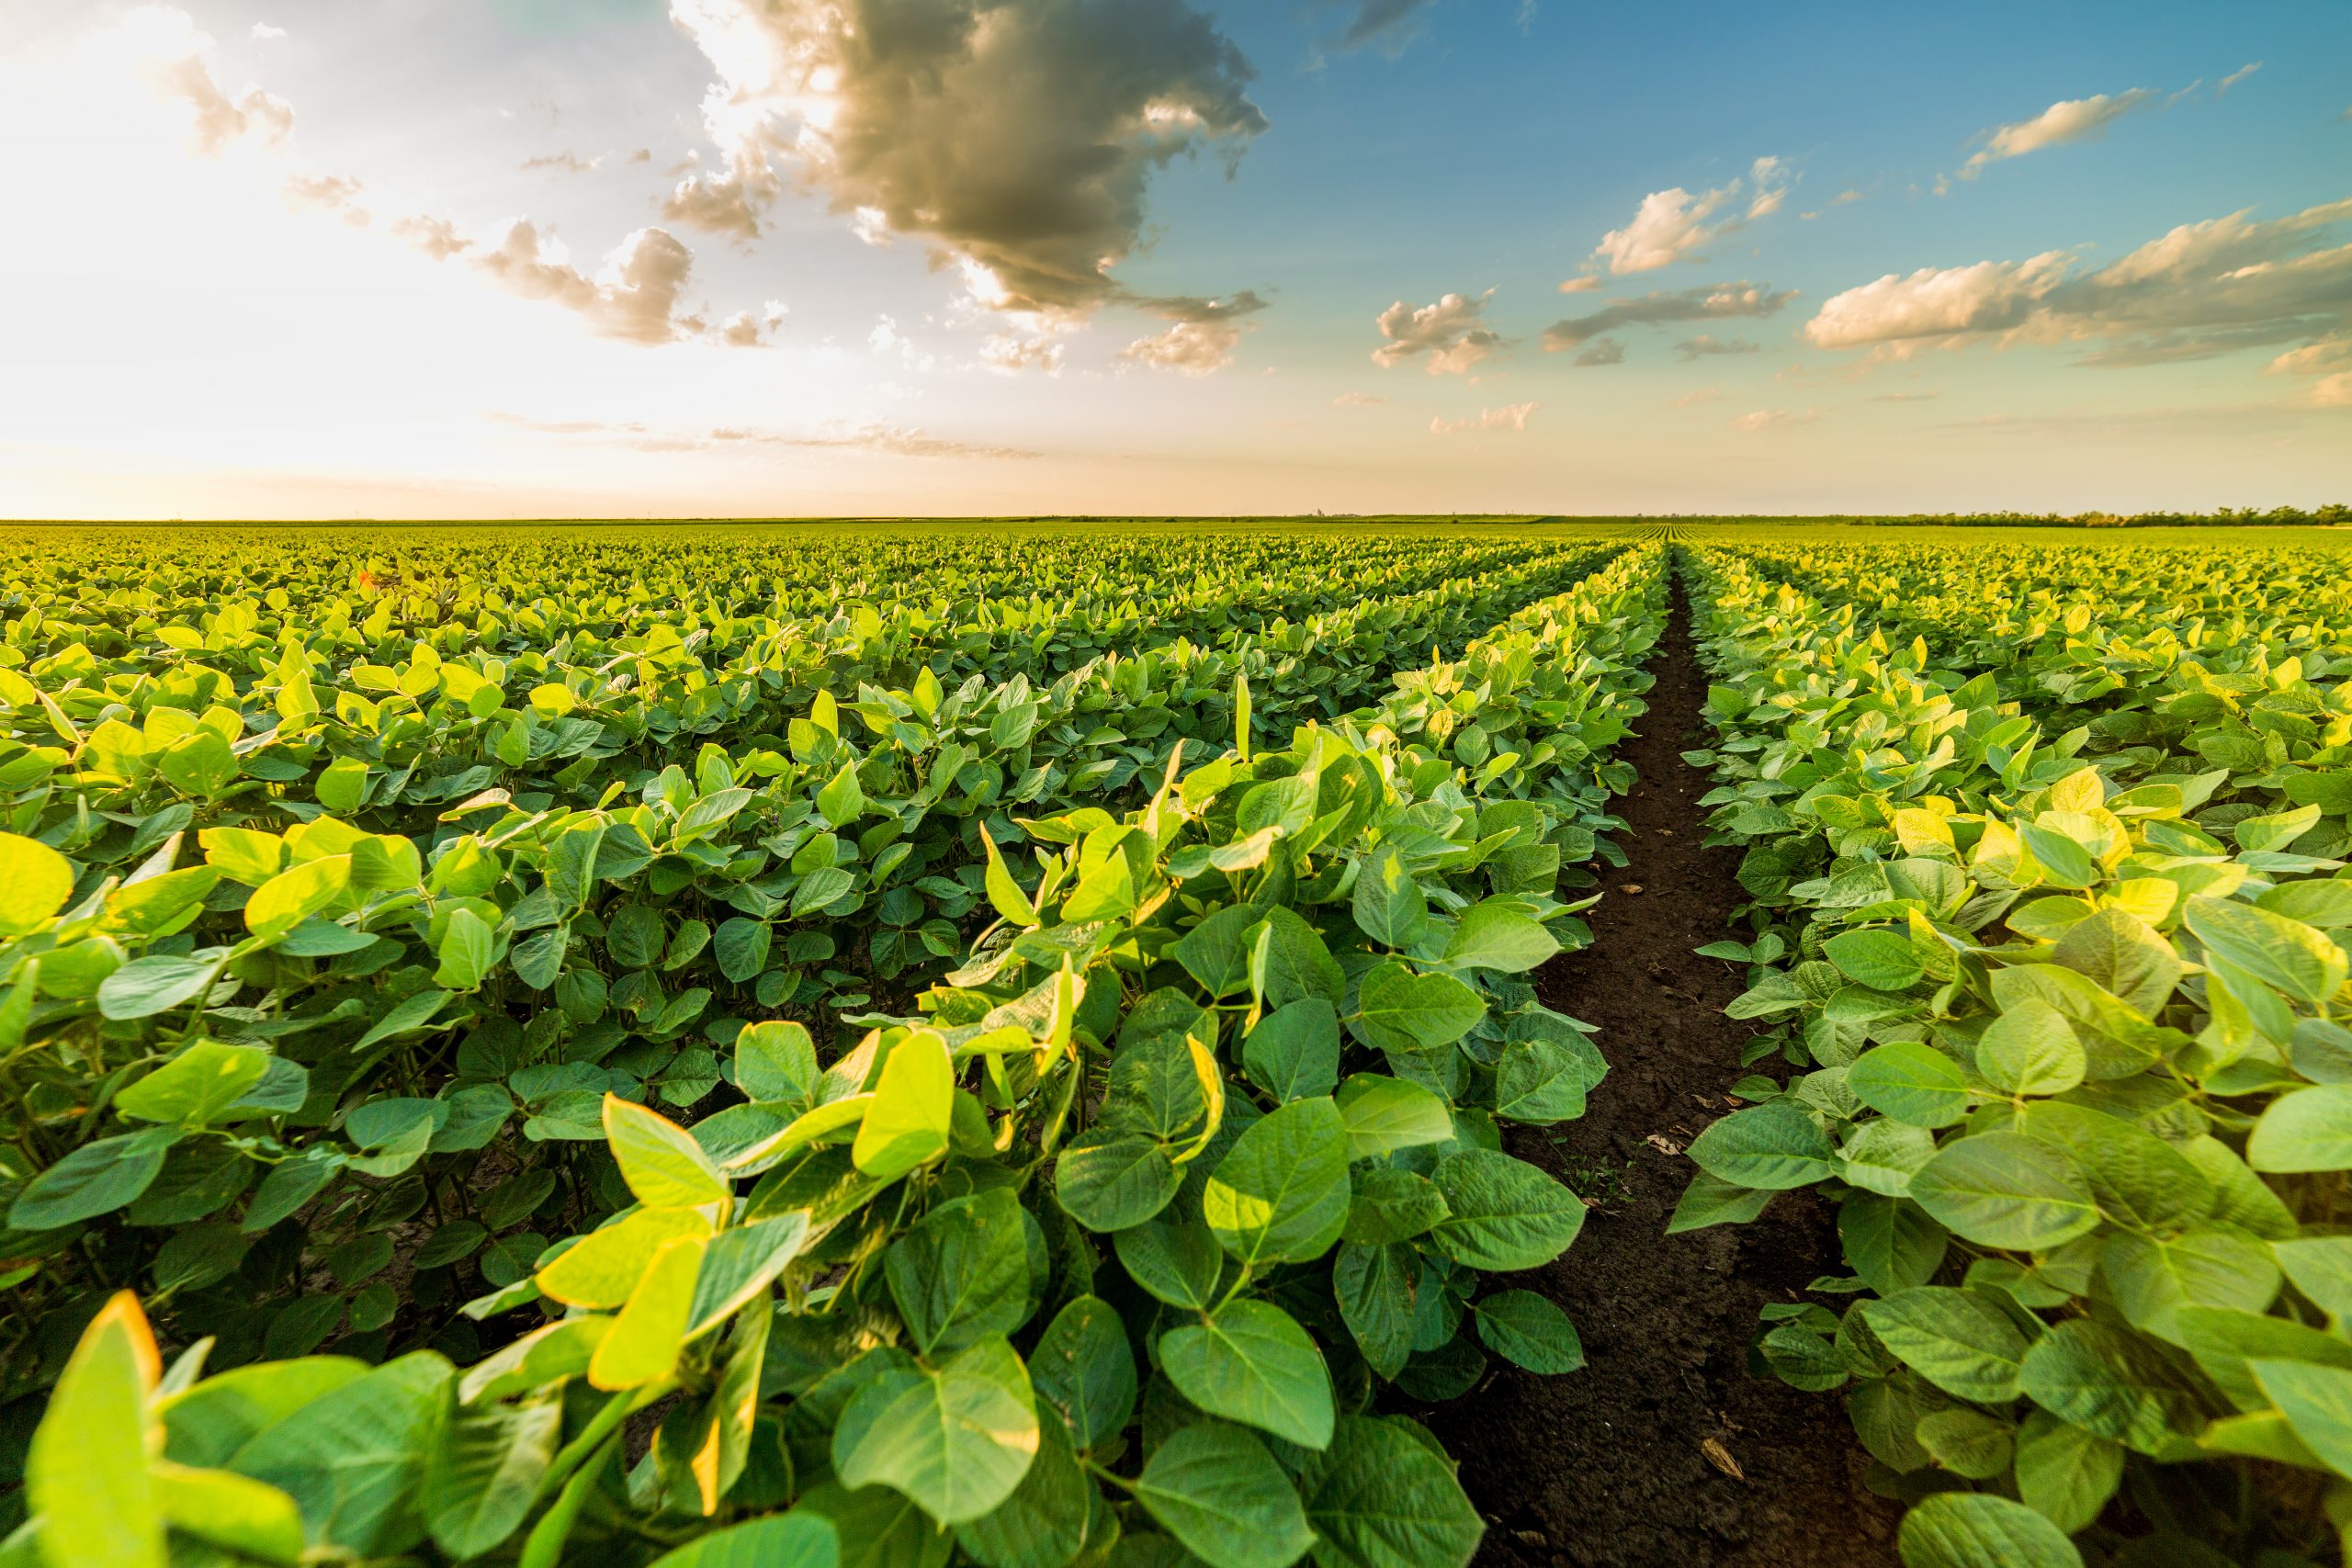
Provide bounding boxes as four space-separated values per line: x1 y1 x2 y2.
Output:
0 0 2346 517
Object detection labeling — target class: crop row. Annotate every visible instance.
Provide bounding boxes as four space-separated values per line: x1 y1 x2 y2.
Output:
0 530 1664 1567
1674 539 2352 1567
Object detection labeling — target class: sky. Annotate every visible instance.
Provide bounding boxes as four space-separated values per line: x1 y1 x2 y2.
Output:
0 0 2347 519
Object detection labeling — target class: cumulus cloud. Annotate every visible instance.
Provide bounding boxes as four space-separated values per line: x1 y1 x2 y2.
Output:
475 221 707 345
1543 281 1796 351
249 22 286 39
1961 89 2154 176
121 7 293 155
1590 156 1789 274
720 300 789 346
1803 197 2352 367
1430 402 1536 434
392 214 472 260
1668 384 1724 408
664 0 1267 318
1730 407 1817 431
1373 290 1503 373
524 151 603 175
1558 275 1602 293
2267 336 2352 406
982 334 1068 374
1572 339 1623 367
1120 319 1245 375
1674 333 1760 360
284 172 365 223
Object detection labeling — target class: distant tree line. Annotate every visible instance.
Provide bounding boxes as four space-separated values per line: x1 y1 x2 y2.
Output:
1846 505 2352 527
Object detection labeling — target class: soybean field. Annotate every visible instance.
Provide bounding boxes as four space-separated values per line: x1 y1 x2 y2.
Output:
0 519 2347 1568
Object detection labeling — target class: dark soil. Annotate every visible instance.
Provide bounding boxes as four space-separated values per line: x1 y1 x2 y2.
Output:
1426 566 1901 1568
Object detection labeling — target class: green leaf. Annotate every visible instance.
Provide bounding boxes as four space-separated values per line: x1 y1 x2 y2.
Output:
2248 1084 2352 1173
1242 1000 1340 1102
423 1396 561 1557
1174 905 1263 998
1474 1290 1584 1374
8 1126 179 1230
2274 1235 2352 1323
152 1461 305 1564
2249 1359 2352 1478
28 1295 164 1568
2186 896 2346 1008
818 764 866 829
1054 1131 1181 1232
244 855 352 943
1351 849 1427 950
1685 1101 1835 1190
1351 963 1483 1055
1160 1300 1335 1450
686 1213 813 1337
1860 1288 2029 1404
1303 1415 1484 1568
1029 1296 1136 1450
978 826 1037 927
1332 1242 1417 1380
1442 902 1558 973
1494 1033 1587 1124
1973 998 2085 1098
537 1207 711 1309
588 1233 706 1390
2101 1229 2280 1343
888 1189 1032 1356
96 953 222 1021
1666 1170 1774 1234
953 1405 1090 1568
117 1042 269 1126
1343 1168 1450 1245
737 1021 820 1105
2017 1318 2203 1456
2012 1409 2122 1534
1896 1492 2083 1568
1133 1420 1314 1568
0 831 74 938
604 1093 729 1210
1908 1132 2098 1251
854 1032 954 1180
1428 1149 1584 1271
1114 1217 1225 1311
834 1336 1039 1526
229 1350 455 1558
647 1513 841 1568
1824 929 1925 991
1203 1098 1351 1266
434 907 496 990
1334 1074 1453 1161
1846 1043 1970 1129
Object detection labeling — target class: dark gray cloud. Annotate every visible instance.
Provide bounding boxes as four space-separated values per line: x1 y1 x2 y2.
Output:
669 0 1267 316
1543 282 1797 351
1339 0 1438 49
1571 338 1623 367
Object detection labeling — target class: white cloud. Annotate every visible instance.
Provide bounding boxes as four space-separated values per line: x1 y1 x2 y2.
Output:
249 22 286 40
1557 275 1601 293
1373 290 1503 373
1332 391 1385 406
664 0 1266 318
2267 336 2352 406
1961 90 2154 176
2219 62 2262 95
475 222 707 345
1590 155 1789 274
1430 402 1536 434
1804 197 2352 367
284 172 367 225
1668 385 1723 408
1120 318 1246 376
118 6 293 156
1730 407 1817 431
982 334 1068 375
1572 339 1623 367
720 300 788 347
524 151 603 175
